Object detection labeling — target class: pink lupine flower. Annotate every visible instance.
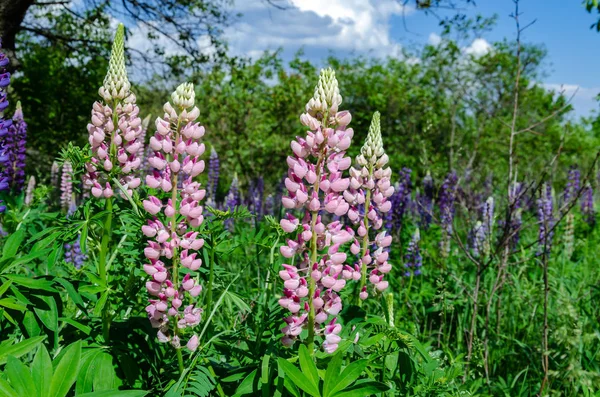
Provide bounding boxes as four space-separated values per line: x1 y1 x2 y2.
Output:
344 111 394 303
142 82 206 352
278 68 356 353
83 24 143 198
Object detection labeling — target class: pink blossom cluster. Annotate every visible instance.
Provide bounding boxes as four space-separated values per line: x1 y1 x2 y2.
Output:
345 111 394 300
142 82 206 352
278 68 357 353
84 24 143 199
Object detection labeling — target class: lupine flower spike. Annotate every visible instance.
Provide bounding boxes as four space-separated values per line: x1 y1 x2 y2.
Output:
0 41 11 200
345 111 394 303
404 228 422 276
278 68 355 353
51 161 59 187
142 82 206 352
581 183 595 225
537 183 555 257
207 147 220 204
1 102 27 192
386 168 411 233
25 176 35 206
84 24 142 198
60 161 73 210
64 234 87 269
439 171 458 256
225 174 239 230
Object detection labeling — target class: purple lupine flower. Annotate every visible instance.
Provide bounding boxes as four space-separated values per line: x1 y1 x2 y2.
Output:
469 221 485 258
250 176 264 220
386 168 411 232
439 171 458 256
60 161 73 210
1 102 27 192
404 229 422 276
264 193 275 217
225 174 239 230
508 182 523 250
64 234 87 269
537 183 555 256
581 183 595 226
416 172 434 229
482 196 494 254
563 166 580 206
0 42 11 197
208 147 219 201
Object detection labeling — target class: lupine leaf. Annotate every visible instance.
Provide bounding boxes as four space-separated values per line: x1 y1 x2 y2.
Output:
327 359 369 396
6 355 38 397
31 344 53 397
330 380 390 397
277 358 321 397
298 344 320 390
0 377 18 397
0 336 46 365
323 352 343 397
49 340 82 397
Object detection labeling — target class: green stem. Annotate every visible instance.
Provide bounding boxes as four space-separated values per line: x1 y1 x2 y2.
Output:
206 235 215 316
176 349 184 374
356 166 373 307
170 116 184 374
98 197 113 342
306 154 324 354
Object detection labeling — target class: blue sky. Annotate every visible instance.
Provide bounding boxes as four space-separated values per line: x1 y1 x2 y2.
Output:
222 0 600 117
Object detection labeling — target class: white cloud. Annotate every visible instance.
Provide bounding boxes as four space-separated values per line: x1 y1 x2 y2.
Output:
428 32 442 46
224 0 411 59
544 83 599 117
464 38 492 57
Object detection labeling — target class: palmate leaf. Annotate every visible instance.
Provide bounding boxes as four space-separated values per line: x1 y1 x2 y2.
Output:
0 336 46 365
277 357 321 397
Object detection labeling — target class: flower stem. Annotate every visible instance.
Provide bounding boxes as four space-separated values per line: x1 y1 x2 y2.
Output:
356 166 372 307
177 348 184 374
98 196 113 342
205 234 215 316
306 152 324 354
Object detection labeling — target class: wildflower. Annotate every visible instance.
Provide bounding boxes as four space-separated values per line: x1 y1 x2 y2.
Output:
0 41 12 198
207 147 220 202
64 234 87 269
562 167 580 206
581 183 595 225
249 176 264 220
508 182 523 250
142 82 206 351
25 176 35 205
84 24 142 199
1 102 27 192
404 229 422 276
224 174 239 230
386 168 411 232
416 172 434 229
278 68 355 353
537 183 555 257
60 161 73 210
346 111 394 301
51 161 59 187
439 171 458 256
